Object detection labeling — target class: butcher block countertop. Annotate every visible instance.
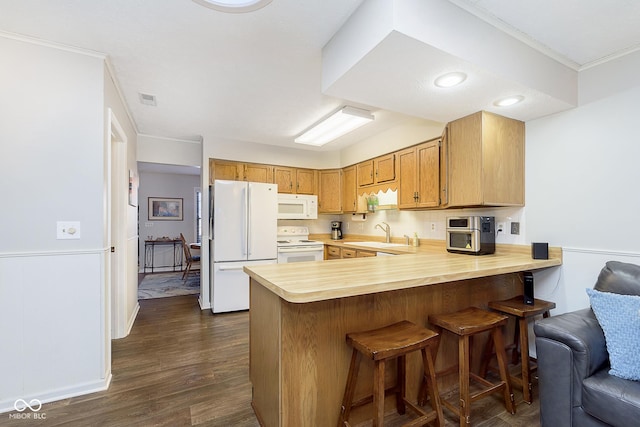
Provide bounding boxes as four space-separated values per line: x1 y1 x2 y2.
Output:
244 240 562 304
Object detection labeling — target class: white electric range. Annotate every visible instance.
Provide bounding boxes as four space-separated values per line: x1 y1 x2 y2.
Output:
276 226 325 263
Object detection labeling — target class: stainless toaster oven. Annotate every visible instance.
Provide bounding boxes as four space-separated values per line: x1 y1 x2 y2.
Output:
446 216 495 255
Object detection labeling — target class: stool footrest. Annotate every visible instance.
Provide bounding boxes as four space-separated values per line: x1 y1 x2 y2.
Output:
348 385 398 411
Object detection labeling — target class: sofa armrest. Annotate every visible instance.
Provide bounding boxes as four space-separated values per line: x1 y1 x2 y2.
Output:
534 308 609 426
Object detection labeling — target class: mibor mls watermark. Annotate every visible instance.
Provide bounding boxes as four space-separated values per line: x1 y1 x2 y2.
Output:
8 399 46 420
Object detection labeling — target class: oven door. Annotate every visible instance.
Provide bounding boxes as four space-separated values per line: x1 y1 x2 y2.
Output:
446 230 479 253
277 246 324 263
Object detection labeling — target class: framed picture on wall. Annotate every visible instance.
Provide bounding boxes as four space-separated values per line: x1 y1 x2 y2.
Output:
148 197 183 221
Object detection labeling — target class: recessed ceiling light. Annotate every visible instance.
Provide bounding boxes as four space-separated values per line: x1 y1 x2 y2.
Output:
434 72 467 88
494 95 525 107
191 0 272 13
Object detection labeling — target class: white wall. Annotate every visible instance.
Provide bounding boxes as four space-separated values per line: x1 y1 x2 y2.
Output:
0 36 114 412
138 134 201 167
340 117 445 166
138 171 200 272
525 84 640 313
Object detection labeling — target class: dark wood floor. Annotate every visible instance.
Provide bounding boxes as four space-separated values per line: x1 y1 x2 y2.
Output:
1 295 541 426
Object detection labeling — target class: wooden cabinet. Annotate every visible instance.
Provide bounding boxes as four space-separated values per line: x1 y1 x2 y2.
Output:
274 166 316 194
446 111 524 207
325 245 377 260
398 139 441 209
209 110 522 210
341 165 357 213
356 250 377 257
318 169 342 213
296 168 316 194
210 159 240 181
356 153 396 187
210 159 273 184
243 163 273 183
341 248 357 258
325 245 341 260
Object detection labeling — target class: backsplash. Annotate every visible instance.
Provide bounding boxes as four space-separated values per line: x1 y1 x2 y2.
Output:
279 207 527 245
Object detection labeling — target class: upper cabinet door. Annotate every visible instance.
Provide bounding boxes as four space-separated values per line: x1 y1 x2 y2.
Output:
397 147 418 209
318 169 342 213
211 160 240 183
274 167 294 193
416 140 440 208
375 153 395 183
295 168 316 194
356 160 374 187
244 163 273 183
342 165 357 213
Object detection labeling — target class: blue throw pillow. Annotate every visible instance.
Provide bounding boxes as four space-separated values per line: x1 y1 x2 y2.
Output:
586 288 640 381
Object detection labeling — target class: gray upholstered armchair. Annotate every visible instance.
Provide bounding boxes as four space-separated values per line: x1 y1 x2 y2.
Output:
534 261 640 426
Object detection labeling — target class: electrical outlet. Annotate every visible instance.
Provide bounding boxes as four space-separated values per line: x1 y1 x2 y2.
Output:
511 222 520 235
430 222 436 232
497 222 505 233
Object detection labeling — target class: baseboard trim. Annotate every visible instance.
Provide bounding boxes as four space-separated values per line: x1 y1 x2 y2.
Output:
199 296 211 310
125 302 140 336
0 375 112 414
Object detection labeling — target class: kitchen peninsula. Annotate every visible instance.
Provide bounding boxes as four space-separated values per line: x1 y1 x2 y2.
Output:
244 244 561 426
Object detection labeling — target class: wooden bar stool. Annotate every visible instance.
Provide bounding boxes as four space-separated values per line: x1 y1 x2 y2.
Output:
338 320 444 427
424 307 515 427
481 296 555 404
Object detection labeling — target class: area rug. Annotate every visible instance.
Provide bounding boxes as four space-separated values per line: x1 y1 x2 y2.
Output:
138 272 200 300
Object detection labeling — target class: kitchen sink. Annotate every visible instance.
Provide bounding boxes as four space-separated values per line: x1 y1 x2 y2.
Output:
347 241 408 248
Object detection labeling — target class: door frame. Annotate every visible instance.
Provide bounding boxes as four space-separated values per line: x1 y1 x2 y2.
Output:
107 109 128 339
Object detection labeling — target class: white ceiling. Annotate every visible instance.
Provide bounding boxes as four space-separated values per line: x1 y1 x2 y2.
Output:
1 0 639 152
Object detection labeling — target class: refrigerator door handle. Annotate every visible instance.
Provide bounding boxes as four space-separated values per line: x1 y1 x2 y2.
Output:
247 184 252 256
241 186 248 256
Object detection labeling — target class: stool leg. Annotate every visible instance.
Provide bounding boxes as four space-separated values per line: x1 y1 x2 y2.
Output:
511 317 520 365
492 327 516 414
396 355 406 415
373 359 386 427
518 317 532 404
338 349 361 427
458 335 471 427
479 334 494 378
422 347 445 427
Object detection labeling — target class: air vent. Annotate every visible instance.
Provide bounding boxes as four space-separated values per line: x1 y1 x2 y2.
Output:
139 93 157 106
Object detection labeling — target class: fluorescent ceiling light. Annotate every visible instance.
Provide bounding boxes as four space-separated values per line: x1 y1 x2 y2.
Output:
295 106 374 147
191 0 272 13
434 72 467 88
494 95 525 107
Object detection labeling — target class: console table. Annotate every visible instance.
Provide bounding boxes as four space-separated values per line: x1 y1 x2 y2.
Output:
144 239 183 273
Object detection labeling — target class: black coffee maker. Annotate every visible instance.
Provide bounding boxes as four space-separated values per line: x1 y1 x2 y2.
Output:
331 221 342 240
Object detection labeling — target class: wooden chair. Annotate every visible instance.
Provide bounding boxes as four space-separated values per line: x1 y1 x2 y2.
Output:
338 320 444 427
179 233 200 283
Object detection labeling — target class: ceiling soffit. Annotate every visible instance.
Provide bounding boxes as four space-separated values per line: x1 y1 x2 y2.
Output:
322 0 579 123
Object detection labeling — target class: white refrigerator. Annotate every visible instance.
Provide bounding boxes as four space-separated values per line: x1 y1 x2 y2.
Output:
210 180 277 313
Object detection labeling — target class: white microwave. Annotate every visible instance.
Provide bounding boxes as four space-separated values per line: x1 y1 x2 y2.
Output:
277 194 318 219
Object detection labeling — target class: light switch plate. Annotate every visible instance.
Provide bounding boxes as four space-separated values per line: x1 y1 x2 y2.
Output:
57 221 81 239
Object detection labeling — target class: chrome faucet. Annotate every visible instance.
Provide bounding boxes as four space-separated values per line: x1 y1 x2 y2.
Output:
375 222 391 243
